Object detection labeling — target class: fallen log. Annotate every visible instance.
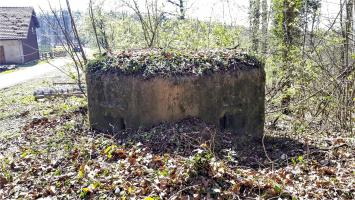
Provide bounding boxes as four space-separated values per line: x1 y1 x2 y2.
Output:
34 85 85 100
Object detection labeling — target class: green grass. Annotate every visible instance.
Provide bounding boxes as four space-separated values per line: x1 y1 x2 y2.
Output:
0 76 86 138
0 69 17 74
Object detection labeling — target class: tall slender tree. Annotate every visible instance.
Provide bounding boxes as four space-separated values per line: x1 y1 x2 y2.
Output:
339 0 354 128
250 0 261 54
261 0 268 55
344 0 353 68
123 0 165 48
89 0 102 54
272 0 302 114
167 0 186 20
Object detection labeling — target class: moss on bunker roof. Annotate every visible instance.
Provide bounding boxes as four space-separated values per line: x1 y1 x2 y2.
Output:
86 49 262 78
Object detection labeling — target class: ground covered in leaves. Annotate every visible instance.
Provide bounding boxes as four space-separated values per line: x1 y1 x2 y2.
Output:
87 49 261 78
0 79 354 199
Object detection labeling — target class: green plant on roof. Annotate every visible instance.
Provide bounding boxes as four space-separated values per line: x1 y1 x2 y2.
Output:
86 49 261 78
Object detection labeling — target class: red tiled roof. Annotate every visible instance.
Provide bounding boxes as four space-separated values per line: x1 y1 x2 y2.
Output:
0 7 39 40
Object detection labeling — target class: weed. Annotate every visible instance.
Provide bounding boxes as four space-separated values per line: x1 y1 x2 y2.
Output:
20 96 34 105
54 169 62 176
190 148 213 176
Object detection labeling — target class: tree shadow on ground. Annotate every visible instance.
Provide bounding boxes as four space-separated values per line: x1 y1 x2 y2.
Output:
113 118 322 170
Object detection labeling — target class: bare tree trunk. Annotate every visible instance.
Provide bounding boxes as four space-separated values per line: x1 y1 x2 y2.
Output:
179 0 185 20
250 0 261 54
167 0 185 20
301 0 309 58
124 0 164 48
345 0 353 68
65 0 87 64
89 0 102 54
337 0 354 129
310 9 317 46
343 0 354 129
44 0 87 96
261 0 268 55
340 0 346 66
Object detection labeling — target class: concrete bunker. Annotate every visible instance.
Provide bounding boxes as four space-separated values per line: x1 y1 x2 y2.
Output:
86 49 265 141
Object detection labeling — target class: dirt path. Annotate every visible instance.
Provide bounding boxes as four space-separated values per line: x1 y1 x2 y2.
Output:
0 58 70 89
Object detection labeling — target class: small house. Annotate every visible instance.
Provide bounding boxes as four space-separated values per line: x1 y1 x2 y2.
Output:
0 7 40 64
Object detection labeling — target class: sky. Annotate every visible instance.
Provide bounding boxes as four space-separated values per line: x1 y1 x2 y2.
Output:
0 0 342 26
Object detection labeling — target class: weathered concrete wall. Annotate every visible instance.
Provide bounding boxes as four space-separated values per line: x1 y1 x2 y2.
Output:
87 67 265 141
0 40 23 64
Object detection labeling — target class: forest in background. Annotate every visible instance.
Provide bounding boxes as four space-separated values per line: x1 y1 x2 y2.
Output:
0 0 353 199
38 0 354 134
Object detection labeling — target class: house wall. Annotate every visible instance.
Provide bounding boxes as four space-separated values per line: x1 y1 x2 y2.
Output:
0 40 23 64
22 15 40 63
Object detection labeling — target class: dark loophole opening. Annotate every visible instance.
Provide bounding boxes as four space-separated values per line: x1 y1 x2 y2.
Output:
219 114 227 130
120 118 126 130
